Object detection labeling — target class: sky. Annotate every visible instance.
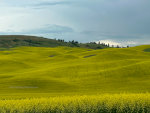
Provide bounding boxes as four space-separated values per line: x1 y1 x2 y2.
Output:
0 0 150 46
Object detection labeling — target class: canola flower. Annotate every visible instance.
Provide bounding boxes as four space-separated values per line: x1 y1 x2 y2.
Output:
0 94 149 113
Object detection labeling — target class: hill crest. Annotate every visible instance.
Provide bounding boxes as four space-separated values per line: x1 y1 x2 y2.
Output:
0 35 109 49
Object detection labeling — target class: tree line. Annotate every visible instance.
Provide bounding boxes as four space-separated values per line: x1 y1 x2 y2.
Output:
56 39 130 48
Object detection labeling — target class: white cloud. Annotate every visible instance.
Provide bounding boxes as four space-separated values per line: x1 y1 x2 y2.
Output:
96 40 138 47
97 40 121 46
0 24 73 34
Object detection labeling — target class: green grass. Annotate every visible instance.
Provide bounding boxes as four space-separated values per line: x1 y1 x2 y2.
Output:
0 45 150 96
0 45 150 112
144 48 150 52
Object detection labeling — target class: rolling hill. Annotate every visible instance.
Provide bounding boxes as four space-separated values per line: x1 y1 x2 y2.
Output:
0 35 108 49
0 43 150 96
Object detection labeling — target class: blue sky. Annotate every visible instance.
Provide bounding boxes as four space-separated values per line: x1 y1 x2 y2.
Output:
0 0 150 46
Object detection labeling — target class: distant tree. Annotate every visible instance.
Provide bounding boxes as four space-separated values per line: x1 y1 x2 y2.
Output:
13 39 19 42
116 45 120 48
75 41 78 44
97 46 102 49
101 43 106 46
71 40 75 43
70 40 79 47
86 44 90 47
127 45 129 48
90 42 96 44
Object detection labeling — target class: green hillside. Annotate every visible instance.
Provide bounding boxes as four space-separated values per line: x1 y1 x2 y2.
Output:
0 44 150 96
0 35 108 49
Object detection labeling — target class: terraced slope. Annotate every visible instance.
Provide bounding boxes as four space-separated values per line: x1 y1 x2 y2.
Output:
0 45 150 95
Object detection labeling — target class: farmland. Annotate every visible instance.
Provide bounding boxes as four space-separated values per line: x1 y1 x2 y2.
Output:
0 44 150 112
0 45 150 94
0 94 149 113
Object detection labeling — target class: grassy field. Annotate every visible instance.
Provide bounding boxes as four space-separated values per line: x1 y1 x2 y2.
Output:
0 45 150 112
0 45 150 94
